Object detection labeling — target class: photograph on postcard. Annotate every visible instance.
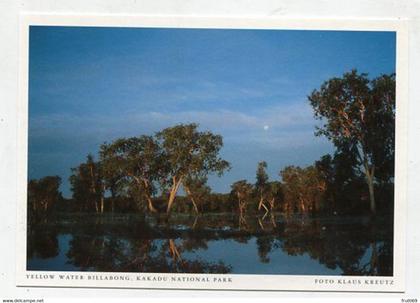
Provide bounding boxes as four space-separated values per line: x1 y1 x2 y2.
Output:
17 16 407 291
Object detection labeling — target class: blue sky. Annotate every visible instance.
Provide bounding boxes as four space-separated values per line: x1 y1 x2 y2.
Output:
28 26 396 197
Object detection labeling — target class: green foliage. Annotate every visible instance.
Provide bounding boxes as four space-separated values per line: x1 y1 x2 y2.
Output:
231 180 254 213
255 161 268 189
308 70 395 213
314 152 378 215
280 165 326 214
231 180 254 199
309 71 395 174
254 161 283 212
183 176 212 213
69 154 104 212
28 175 62 223
65 124 231 214
369 74 395 183
157 123 230 179
156 123 230 213
266 181 283 211
255 161 269 196
99 135 164 212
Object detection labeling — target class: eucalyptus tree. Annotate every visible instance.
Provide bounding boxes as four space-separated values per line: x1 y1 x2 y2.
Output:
255 161 269 212
315 153 364 214
69 154 104 213
156 123 230 214
280 165 326 214
231 180 254 229
99 135 165 213
182 176 211 214
28 175 62 220
231 180 254 216
308 70 395 214
99 167 123 213
266 181 283 212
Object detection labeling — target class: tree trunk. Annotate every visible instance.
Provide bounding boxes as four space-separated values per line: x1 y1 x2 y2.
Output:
258 217 265 230
89 164 99 213
258 196 269 213
100 196 104 214
367 177 375 213
365 164 376 214
262 210 269 220
43 200 48 211
270 213 277 227
269 198 275 211
110 189 115 213
257 194 266 211
166 177 183 214
237 193 244 215
361 147 376 214
192 215 199 229
167 189 177 214
239 209 247 230
131 176 158 214
142 180 158 213
190 198 199 214
184 185 199 214
147 196 157 213
168 239 181 261
370 241 378 275
299 196 306 213
100 183 105 214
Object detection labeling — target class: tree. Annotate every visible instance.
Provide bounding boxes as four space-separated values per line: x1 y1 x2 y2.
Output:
28 175 62 219
231 180 253 216
308 70 395 214
99 136 165 213
369 74 395 184
315 153 366 214
183 176 211 214
69 154 104 213
266 181 283 212
231 180 253 229
280 166 302 213
280 165 326 214
255 161 269 212
99 165 122 213
156 123 230 214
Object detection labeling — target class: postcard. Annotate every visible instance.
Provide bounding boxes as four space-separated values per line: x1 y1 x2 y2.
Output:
16 14 408 292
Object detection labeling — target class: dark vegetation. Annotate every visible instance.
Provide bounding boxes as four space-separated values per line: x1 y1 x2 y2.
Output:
28 70 395 225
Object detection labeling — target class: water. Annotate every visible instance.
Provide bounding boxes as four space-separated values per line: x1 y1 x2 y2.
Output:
27 212 393 275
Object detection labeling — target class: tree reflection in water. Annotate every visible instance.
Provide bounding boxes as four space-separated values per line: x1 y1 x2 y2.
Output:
27 224 59 260
274 215 393 276
27 213 392 275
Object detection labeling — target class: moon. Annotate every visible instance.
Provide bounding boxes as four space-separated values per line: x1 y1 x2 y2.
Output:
263 125 269 131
